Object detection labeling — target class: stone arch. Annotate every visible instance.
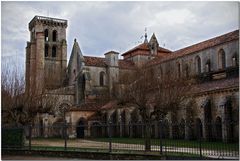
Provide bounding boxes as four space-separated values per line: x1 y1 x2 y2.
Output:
205 59 211 72
179 119 185 139
218 49 226 69
195 118 203 139
121 110 127 137
215 116 222 141
55 101 72 117
195 56 201 74
109 110 118 137
52 30 57 42
203 99 212 141
76 117 87 138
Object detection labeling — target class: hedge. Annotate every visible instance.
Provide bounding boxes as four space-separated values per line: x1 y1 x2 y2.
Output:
2 128 25 148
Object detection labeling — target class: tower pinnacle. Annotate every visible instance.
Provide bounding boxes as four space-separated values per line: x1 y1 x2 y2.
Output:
144 27 148 43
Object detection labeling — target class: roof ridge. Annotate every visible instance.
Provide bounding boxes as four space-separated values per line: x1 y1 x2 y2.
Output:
174 29 239 53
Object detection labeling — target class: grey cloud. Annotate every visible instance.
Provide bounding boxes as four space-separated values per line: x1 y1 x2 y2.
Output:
1 1 238 71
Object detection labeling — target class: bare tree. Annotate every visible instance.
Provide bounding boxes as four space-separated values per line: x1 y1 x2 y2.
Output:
2 62 59 127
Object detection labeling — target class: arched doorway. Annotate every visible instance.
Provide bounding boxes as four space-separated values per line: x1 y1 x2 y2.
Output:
121 110 126 137
76 118 86 138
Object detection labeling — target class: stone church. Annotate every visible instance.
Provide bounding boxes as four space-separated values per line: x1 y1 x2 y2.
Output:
25 16 239 141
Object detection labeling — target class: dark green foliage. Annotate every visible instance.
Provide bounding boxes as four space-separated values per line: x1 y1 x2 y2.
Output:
2 128 25 148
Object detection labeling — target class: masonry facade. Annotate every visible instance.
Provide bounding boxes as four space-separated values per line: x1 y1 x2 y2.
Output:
25 16 239 142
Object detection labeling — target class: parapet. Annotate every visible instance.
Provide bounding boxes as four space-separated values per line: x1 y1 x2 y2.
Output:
29 15 68 30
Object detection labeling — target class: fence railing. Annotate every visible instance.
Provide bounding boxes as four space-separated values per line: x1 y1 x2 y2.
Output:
2 121 239 159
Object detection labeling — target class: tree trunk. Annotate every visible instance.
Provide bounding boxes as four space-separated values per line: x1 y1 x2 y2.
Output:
144 122 151 151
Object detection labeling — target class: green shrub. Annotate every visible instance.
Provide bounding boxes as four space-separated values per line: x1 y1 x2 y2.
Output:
2 128 25 148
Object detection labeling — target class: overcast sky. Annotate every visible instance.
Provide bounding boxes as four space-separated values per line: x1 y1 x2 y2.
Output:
1 1 239 73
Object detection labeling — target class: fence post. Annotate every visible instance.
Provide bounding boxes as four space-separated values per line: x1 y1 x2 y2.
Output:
64 121 67 151
108 121 112 153
29 125 32 151
159 121 163 155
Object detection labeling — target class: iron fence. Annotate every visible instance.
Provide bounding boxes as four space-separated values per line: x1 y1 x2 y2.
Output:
2 121 239 159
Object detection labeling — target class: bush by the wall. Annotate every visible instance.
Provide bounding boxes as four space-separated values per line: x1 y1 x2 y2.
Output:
2 128 25 148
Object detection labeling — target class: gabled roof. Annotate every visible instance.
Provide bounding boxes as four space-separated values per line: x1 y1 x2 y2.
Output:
148 30 239 66
121 42 172 56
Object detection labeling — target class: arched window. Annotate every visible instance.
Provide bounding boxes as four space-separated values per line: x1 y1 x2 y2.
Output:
232 53 238 67
195 56 201 74
177 62 181 78
52 46 57 57
52 30 57 42
44 29 48 41
45 44 48 57
205 59 211 72
218 49 226 69
99 71 105 86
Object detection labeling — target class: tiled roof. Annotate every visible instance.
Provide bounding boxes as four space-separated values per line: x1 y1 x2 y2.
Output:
148 30 239 66
122 43 172 56
84 56 136 69
84 56 107 67
192 77 239 94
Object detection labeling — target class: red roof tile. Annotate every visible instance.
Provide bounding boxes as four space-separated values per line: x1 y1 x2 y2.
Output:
84 56 107 67
148 30 239 66
122 43 172 56
84 56 136 69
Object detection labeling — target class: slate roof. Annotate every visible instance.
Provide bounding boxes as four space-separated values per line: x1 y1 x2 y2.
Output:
148 30 239 66
121 43 172 56
84 56 136 69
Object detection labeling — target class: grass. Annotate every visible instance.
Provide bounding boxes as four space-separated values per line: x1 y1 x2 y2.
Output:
89 137 239 151
25 137 239 152
25 145 200 158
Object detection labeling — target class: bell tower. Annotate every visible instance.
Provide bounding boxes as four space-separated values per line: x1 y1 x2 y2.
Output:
26 16 68 95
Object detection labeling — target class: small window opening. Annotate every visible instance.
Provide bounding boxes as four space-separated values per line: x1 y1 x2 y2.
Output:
45 44 48 57
44 29 49 41
52 46 57 57
52 30 57 42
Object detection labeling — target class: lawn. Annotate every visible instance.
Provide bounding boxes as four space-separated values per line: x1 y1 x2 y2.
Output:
89 137 239 151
